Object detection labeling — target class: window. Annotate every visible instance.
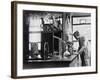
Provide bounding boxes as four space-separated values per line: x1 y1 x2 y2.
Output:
72 15 91 51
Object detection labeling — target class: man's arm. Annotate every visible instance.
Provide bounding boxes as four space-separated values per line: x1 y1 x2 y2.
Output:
78 46 85 55
78 36 86 54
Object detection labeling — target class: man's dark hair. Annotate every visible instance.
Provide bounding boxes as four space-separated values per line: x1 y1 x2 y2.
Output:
73 31 80 40
73 31 79 37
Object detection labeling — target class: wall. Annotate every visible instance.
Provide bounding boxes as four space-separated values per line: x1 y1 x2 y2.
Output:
0 0 99 80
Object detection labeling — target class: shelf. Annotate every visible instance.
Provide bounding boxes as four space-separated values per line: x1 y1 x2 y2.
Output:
29 30 63 33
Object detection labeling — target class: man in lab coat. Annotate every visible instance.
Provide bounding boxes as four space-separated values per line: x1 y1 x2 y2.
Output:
73 31 90 66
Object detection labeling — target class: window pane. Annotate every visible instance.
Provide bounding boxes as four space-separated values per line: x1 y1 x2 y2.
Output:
29 33 41 42
73 25 91 40
29 14 41 27
29 42 41 51
29 26 43 32
73 17 91 24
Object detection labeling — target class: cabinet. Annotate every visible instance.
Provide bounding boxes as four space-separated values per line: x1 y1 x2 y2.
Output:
41 30 62 60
